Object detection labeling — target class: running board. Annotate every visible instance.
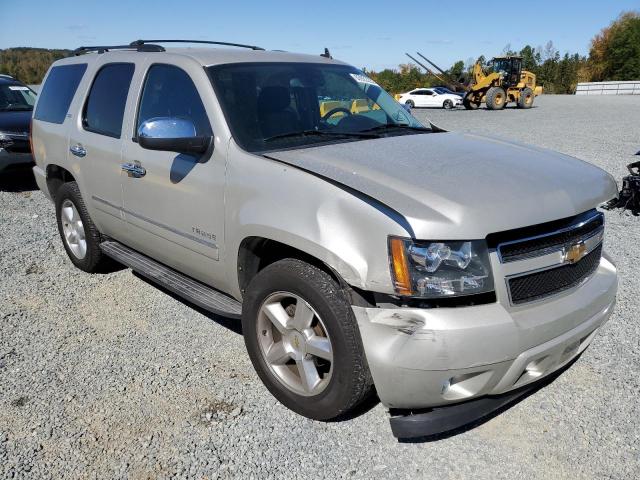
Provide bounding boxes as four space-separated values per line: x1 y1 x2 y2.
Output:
100 240 242 319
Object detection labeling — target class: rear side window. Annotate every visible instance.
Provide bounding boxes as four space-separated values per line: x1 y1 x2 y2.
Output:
83 63 134 138
34 64 87 124
137 64 212 137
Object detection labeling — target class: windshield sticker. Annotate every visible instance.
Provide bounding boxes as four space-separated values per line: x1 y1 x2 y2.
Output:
350 73 378 86
8 86 29 91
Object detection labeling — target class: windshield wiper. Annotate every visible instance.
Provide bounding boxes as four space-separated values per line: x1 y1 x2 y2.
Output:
360 124 431 133
264 129 378 143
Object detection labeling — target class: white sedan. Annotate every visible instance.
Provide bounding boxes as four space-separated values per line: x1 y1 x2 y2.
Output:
398 88 462 109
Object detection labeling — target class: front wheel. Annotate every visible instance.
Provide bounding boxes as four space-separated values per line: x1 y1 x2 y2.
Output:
463 95 480 110
517 87 534 109
485 87 507 110
405 99 415 108
443 99 454 109
242 259 373 420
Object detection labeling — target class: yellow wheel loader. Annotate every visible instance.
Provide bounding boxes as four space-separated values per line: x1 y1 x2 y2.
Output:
462 56 543 110
406 53 543 111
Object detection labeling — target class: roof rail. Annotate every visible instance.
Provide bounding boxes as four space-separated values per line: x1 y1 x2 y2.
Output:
73 43 165 56
129 39 265 51
0 73 15 79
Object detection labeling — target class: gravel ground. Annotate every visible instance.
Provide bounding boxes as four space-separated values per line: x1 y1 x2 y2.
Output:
1 95 639 479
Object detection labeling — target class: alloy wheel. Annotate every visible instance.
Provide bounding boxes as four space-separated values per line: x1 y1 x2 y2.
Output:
256 291 333 396
60 199 87 259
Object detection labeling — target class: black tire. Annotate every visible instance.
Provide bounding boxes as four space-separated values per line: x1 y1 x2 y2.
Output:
485 87 507 110
405 99 415 108
242 258 373 420
517 87 534 109
462 95 479 110
55 181 110 273
443 99 454 109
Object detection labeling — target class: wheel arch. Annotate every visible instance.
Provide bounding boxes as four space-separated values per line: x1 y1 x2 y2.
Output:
46 164 76 200
237 235 346 294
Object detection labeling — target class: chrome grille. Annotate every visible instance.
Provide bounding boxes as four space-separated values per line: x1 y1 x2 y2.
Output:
493 210 605 305
498 210 603 263
508 244 602 305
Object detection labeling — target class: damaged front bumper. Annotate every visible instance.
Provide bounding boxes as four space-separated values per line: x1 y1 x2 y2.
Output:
353 255 617 437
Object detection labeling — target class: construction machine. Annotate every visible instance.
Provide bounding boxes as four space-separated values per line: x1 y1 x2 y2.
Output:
406 53 543 110
463 56 543 110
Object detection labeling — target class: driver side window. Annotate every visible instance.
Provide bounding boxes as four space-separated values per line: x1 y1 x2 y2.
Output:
137 64 212 137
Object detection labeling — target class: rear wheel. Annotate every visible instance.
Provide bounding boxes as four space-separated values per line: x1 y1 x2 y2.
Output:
486 87 507 110
55 181 110 273
242 258 373 420
462 95 480 110
517 87 534 109
443 99 454 109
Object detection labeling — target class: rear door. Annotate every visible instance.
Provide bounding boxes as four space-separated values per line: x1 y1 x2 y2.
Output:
423 89 437 107
413 90 429 107
67 61 135 237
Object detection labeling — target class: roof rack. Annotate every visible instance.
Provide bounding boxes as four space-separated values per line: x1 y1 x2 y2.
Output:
73 43 165 56
130 39 265 51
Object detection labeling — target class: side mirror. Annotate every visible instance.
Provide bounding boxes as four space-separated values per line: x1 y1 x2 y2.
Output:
137 117 211 154
402 103 412 112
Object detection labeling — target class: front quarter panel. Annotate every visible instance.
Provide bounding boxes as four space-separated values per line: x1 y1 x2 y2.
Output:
224 140 410 298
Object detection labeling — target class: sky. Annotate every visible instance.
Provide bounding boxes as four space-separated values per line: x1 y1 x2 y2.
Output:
1 0 638 71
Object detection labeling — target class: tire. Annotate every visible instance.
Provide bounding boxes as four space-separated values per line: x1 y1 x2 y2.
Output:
517 87 534 109
485 87 507 110
55 181 110 273
405 99 415 108
462 95 479 110
242 258 373 420
443 99 454 109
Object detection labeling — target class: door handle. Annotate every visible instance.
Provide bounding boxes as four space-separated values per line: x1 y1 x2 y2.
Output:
121 162 146 178
70 144 86 157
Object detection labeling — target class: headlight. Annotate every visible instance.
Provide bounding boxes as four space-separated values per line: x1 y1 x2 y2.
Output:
388 237 494 298
0 132 13 148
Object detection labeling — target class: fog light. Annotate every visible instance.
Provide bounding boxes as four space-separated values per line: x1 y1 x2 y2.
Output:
441 370 493 401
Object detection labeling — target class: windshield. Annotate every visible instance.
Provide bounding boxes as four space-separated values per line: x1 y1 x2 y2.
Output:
490 59 512 75
0 84 37 112
208 62 426 152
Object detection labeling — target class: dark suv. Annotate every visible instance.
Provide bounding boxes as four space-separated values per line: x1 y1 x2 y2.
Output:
0 75 37 173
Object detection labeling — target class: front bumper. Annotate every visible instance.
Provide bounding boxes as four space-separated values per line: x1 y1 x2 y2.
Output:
0 148 33 173
352 255 617 410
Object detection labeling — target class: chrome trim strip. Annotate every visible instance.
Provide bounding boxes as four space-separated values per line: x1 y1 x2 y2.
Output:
91 195 218 249
497 211 604 263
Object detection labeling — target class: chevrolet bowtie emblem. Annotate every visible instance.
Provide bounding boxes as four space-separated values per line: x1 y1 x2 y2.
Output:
564 242 587 264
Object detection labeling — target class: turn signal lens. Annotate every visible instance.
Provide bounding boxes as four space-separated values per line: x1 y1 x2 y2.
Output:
389 237 413 296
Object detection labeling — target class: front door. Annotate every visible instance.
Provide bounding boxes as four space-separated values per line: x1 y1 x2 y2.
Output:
120 63 226 286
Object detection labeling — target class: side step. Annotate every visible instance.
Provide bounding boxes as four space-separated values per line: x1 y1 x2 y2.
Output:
100 240 242 319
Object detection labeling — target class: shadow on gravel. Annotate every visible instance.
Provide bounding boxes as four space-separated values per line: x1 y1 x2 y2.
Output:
132 271 243 335
0 168 38 192
396 354 581 444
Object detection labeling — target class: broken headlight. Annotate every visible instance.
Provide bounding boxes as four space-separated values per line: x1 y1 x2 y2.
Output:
389 237 494 298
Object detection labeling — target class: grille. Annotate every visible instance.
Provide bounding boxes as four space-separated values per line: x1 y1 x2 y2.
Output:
508 244 602 305
497 211 603 263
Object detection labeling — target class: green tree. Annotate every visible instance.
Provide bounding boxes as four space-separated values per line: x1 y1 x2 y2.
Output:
0 47 71 84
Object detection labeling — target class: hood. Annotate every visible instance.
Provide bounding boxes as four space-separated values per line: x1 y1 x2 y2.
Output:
0 110 32 134
265 132 618 239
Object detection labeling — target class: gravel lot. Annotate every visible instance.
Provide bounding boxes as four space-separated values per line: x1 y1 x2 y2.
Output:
1 95 639 479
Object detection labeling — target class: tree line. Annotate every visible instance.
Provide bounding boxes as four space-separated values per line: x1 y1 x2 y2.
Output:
367 10 639 94
0 11 638 91
0 47 71 84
